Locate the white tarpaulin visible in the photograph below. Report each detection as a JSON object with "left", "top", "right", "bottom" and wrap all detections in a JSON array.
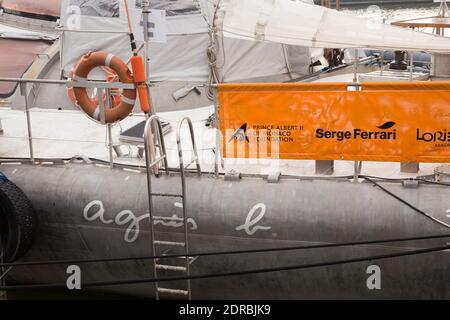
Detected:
[
  {"left": 0, "top": 23, "right": 57, "bottom": 41},
  {"left": 60, "top": 0, "right": 319, "bottom": 82},
  {"left": 219, "top": 0, "right": 450, "bottom": 53}
]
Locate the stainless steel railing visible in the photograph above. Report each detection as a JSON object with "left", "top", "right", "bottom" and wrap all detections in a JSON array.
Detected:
[{"left": 0, "top": 77, "right": 136, "bottom": 167}]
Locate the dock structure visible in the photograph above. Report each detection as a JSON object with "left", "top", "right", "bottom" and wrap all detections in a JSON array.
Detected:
[{"left": 317, "top": 0, "right": 434, "bottom": 6}]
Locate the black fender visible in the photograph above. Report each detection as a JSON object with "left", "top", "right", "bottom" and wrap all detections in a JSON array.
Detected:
[{"left": 0, "top": 173, "right": 37, "bottom": 262}]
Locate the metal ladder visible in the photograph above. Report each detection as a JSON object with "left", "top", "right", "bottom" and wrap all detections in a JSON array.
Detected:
[{"left": 143, "top": 115, "right": 201, "bottom": 300}]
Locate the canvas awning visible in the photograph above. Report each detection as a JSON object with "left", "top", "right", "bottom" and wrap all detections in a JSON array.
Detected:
[
  {"left": 0, "top": 23, "right": 58, "bottom": 41},
  {"left": 218, "top": 0, "right": 450, "bottom": 53},
  {"left": 0, "top": 0, "right": 61, "bottom": 18},
  {"left": 0, "top": 38, "right": 51, "bottom": 98},
  {"left": 59, "top": 0, "right": 318, "bottom": 82}
]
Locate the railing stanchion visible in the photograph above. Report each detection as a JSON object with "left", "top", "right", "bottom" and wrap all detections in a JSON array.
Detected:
[
  {"left": 214, "top": 87, "right": 221, "bottom": 178},
  {"left": 106, "top": 89, "right": 115, "bottom": 169},
  {"left": 20, "top": 82, "right": 35, "bottom": 163}
]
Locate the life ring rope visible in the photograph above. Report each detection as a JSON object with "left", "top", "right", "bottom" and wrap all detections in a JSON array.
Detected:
[
  {"left": 68, "top": 66, "right": 122, "bottom": 114},
  {"left": 70, "top": 51, "right": 138, "bottom": 124}
]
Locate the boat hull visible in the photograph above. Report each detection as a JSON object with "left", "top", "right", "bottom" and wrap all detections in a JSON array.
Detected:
[{"left": 0, "top": 161, "right": 449, "bottom": 299}]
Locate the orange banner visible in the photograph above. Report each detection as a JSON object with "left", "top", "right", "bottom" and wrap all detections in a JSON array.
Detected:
[{"left": 219, "top": 82, "right": 450, "bottom": 163}]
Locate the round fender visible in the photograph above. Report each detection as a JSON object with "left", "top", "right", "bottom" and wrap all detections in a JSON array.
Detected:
[{"left": 0, "top": 177, "right": 37, "bottom": 262}]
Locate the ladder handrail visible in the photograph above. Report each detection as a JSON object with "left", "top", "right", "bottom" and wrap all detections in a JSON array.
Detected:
[
  {"left": 144, "top": 116, "right": 201, "bottom": 301},
  {"left": 143, "top": 115, "right": 170, "bottom": 175},
  {"left": 143, "top": 115, "right": 170, "bottom": 301},
  {"left": 176, "top": 117, "right": 201, "bottom": 176},
  {"left": 176, "top": 117, "right": 201, "bottom": 301}
]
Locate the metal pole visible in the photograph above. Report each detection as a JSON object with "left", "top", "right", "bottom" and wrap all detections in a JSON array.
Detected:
[
  {"left": 380, "top": 50, "right": 384, "bottom": 76},
  {"left": 105, "top": 89, "right": 114, "bottom": 169},
  {"left": 178, "top": 139, "right": 192, "bottom": 300},
  {"left": 176, "top": 117, "right": 200, "bottom": 300},
  {"left": 0, "top": 78, "right": 67, "bottom": 84},
  {"left": 20, "top": 83, "right": 35, "bottom": 163},
  {"left": 97, "top": 88, "right": 113, "bottom": 168},
  {"left": 353, "top": 161, "right": 362, "bottom": 183},
  {"left": 143, "top": 116, "right": 163, "bottom": 300},
  {"left": 144, "top": 139, "right": 159, "bottom": 301},
  {"left": 214, "top": 88, "right": 220, "bottom": 178},
  {"left": 107, "top": 126, "right": 114, "bottom": 169},
  {"left": 142, "top": 0, "right": 150, "bottom": 77},
  {"left": 142, "top": 0, "right": 158, "bottom": 166},
  {"left": 353, "top": 48, "right": 359, "bottom": 181},
  {"left": 409, "top": 51, "right": 414, "bottom": 81},
  {"left": 142, "top": 0, "right": 156, "bottom": 116}
]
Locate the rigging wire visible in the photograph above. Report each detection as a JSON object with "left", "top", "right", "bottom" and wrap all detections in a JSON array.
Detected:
[
  {"left": 0, "top": 244, "right": 448, "bottom": 292},
  {"left": 364, "top": 177, "right": 450, "bottom": 228},
  {"left": 1, "top": 233, "right": 450, "bottom": 268},
  {"left": 206, "top": 0, "right": 222, "bottom": 100}
]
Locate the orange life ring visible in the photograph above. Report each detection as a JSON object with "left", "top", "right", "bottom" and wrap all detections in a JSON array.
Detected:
[
  {"left": 71, "top": 51, "right": 136, "bottom": 123},
  {"left": 67, "top": 67, "right": 121, "bottom": 109}
]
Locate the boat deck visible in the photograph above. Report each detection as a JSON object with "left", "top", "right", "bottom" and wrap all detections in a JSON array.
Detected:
[{"left": 0, "top": 105, "right": 443, "bottom": 179}]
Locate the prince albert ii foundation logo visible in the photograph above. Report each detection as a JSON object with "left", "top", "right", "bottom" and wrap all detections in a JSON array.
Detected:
[
  {"left": 228, "top": 121, "right": 397, "bottom": 144},
  {"left": 228, "top": 123, "right": 250, "bottom": 143}
]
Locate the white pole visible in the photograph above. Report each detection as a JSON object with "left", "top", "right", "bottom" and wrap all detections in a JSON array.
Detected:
[
  {"left": 353, "top": 48, "right": 358, "bottom": 83},
  {"left": 142, "top": 0, "right": 150, "bottom": 77},
  {"left": 20, "top": 83, "right": 35, "bottom": 163},
  {"left": 353, "top": 48, "right": 359, "bottom": 182},
  {"left": 409, "top": 51, "right": 414, "bottom": 81},
  {"left": 214, "top": 88, "right": 220, "bottom": 177}
]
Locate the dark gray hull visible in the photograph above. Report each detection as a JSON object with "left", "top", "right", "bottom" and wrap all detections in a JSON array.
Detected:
[{"left": 1, "top": 162, "right": 449, "bottom": 299}]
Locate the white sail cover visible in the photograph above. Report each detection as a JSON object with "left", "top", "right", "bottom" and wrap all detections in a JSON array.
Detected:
[
  {"left": 0, "top": 23, "right": 57, "bottom": 41},
  {"left": 219, "top": 0, "right": 450, "bottom": 53},
  {"left": 59, "top": 0, "right": 320, "bottom": 82}
]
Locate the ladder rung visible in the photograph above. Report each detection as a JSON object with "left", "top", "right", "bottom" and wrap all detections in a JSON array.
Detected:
[
  {"left": 157, "top": 288, "right": 189, "bottom": 296},
  {"left": 156, "top": 264, "right": 187, "bottom": 272},
  {"left": 176, "top": 256, "right": 197, "bottom": 264},
  {"left": 153, "top": 216, "right": 184, "bottom": 222},
  {"left": 183, "top": 156, "right": 198, "bottom": 170},
  {"left": 149, "top": 155, "right": 166, "bottom": 168},
  {"left": 151, "top": 193, "right": 183, "bottom": 198},
  {"left": 154, "top": 240, "right": 185, "bottom": 247}
]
